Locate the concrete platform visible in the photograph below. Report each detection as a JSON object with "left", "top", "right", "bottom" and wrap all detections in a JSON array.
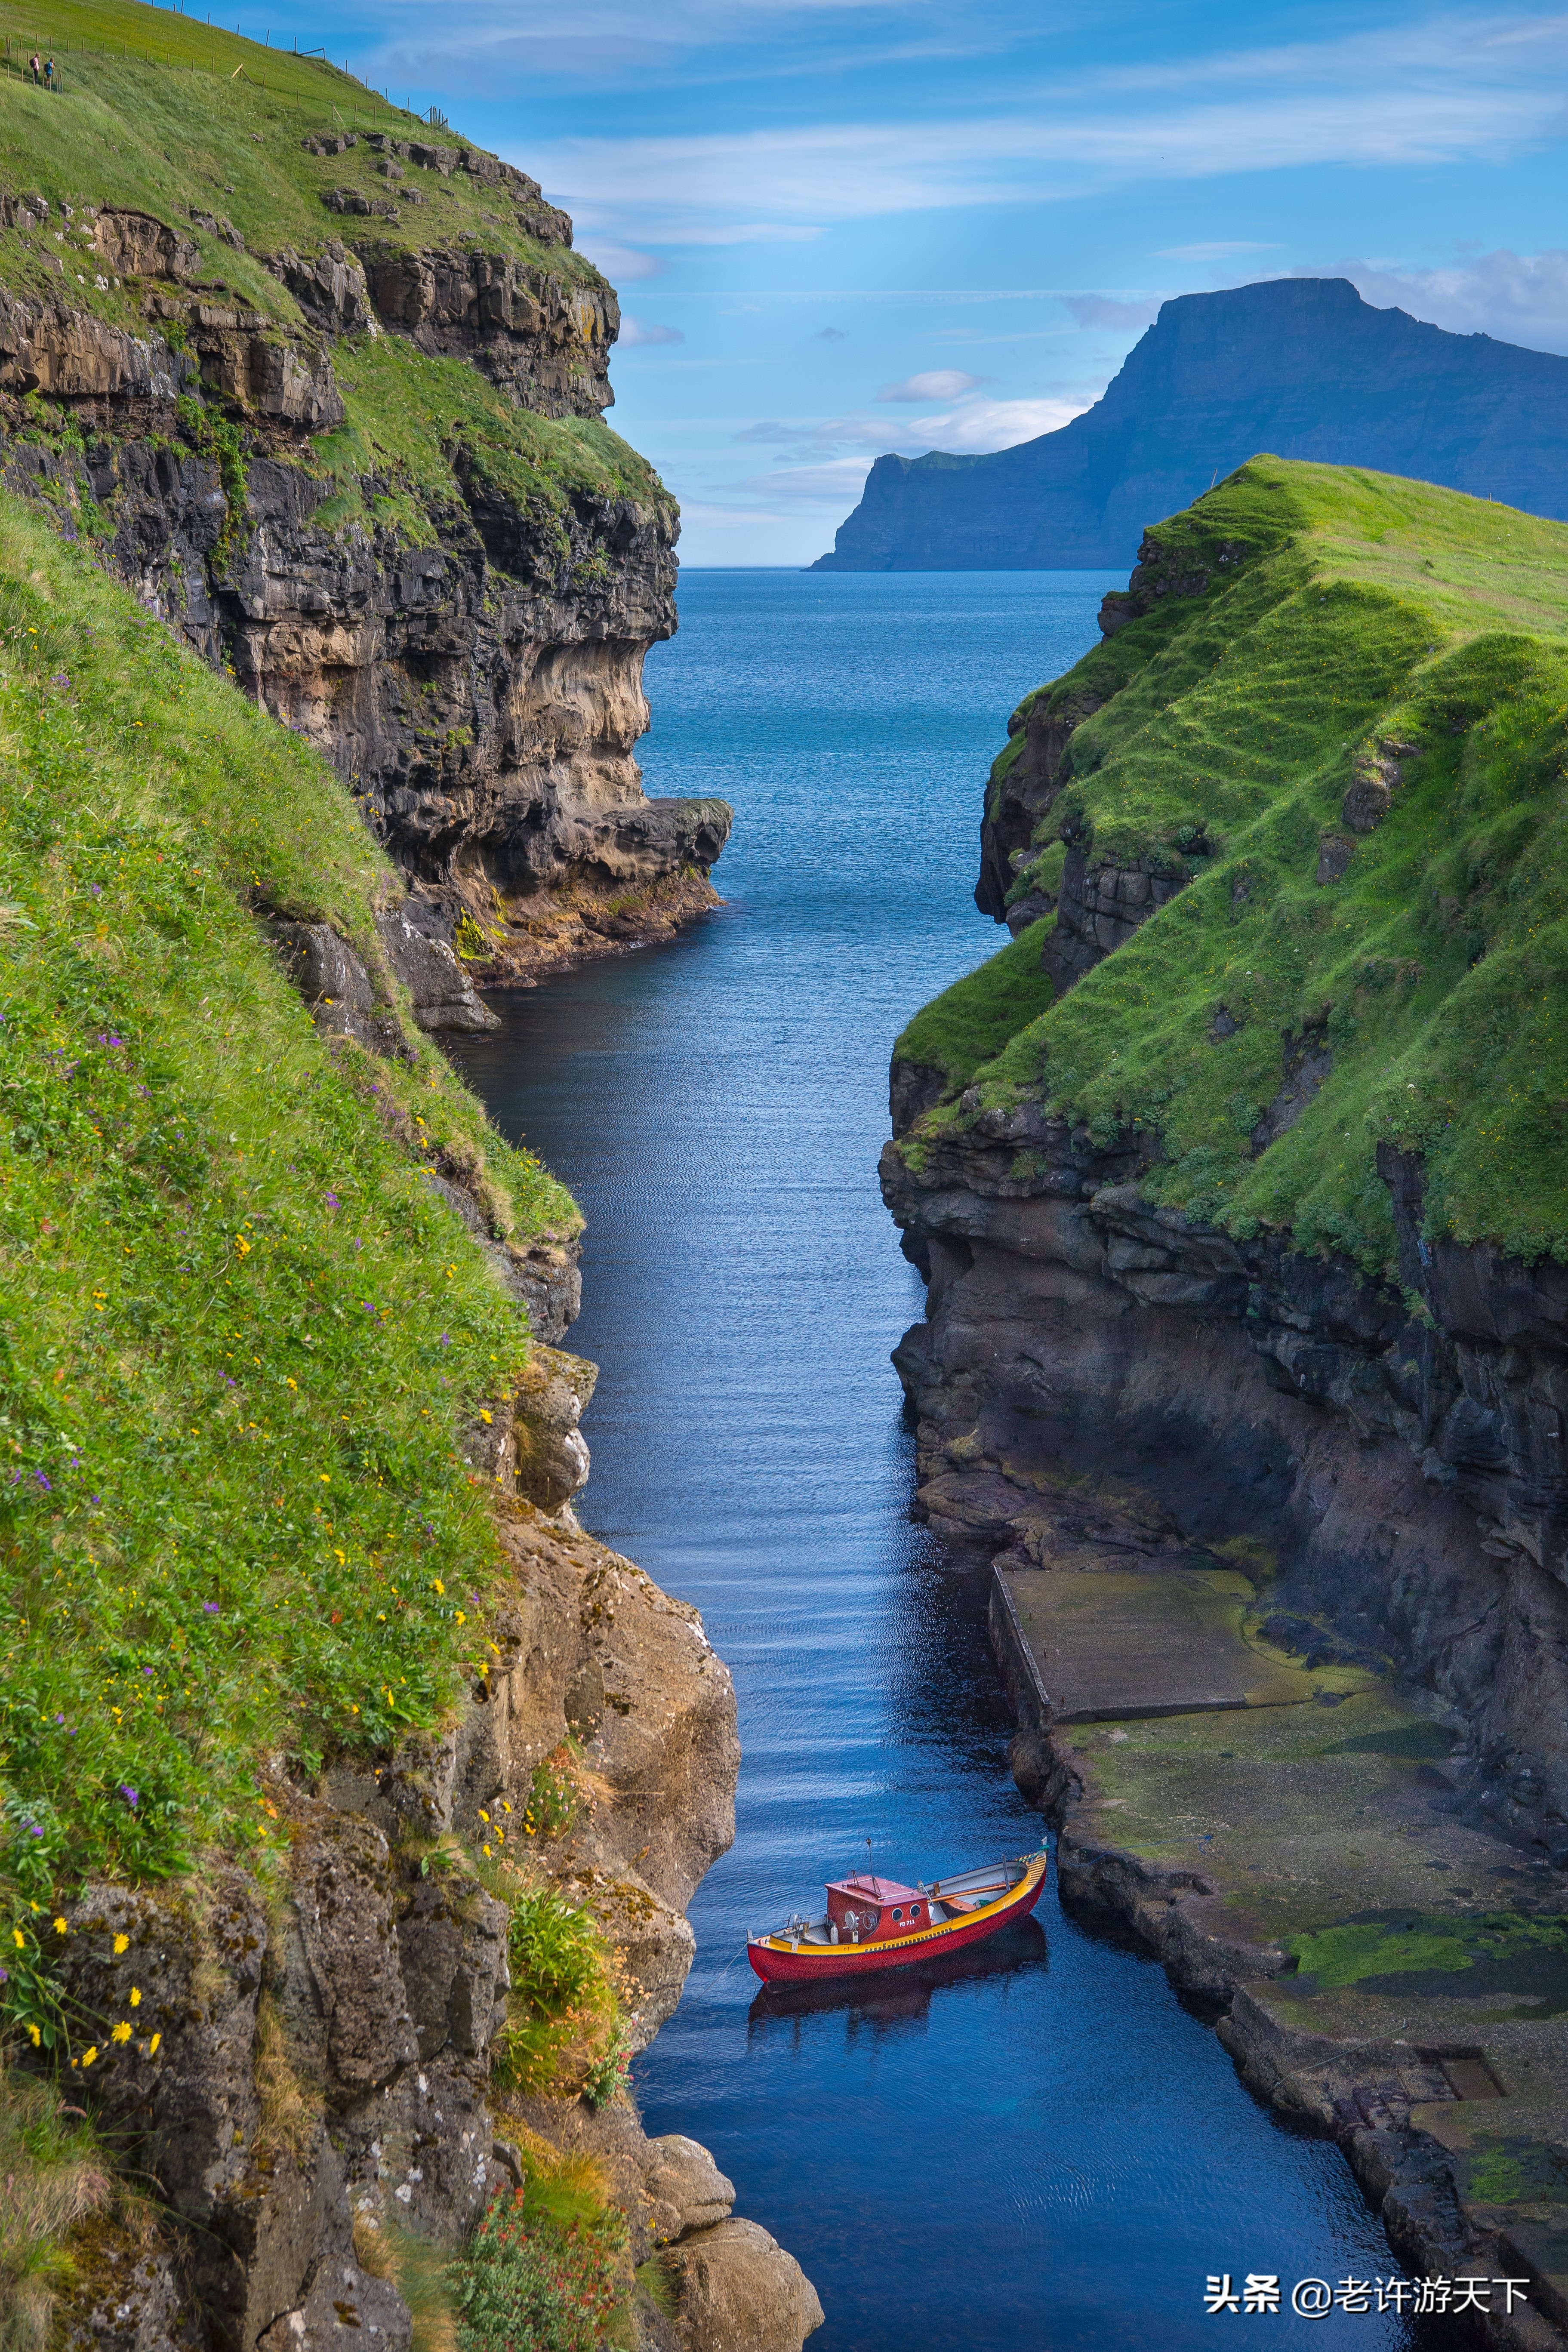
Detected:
[{"left": 994, "top": 1561, "right": 1377, "bottom": 1723}]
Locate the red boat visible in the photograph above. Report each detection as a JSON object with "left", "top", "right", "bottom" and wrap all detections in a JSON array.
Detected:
[{"left": 746, "top": 1851, "right": 1048, "bottom": 1983}]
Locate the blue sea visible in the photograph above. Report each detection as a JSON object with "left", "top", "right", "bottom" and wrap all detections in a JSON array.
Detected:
[{"left": 449, "top": 571, "right": 1466, "bottom": 2350}]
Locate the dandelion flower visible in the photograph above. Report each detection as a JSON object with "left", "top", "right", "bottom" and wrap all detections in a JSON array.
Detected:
[
  {"left": 113, "top": 1933, "right": 129, "bottom": 1955},
  {"left": 111, "top": 2021, "right": 132, "bottom": 2044},
  {"left": 28, "top": 2023, "right": 40, "bottom": 2046},
  {"left": 148, "top": 2032, "right": 160, "bottom": 2056},
  {"left": 11, "top": 1929, "right": 22, "bottom": 1949},
  {"left": 82, "top": 2045, "right": 98, "bottom": 2067},
  {"left": 129, "top": 1986, "right": 141, "bottom": 2007}
]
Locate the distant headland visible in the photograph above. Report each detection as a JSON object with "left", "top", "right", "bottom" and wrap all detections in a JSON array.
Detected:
[{"left": 810, "top": 277, "right": 1568, "bottom": 571}]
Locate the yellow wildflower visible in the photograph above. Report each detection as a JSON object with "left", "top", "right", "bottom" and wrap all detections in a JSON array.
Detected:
[
  {"left": 111, "top": 2021, "right": 132, "bottom": 2044},
  {"left": 82, "top": 2046, "right": 98, "bottom": 2067},
  {"left": 53, "top": 1917, "right": 67, "bottom": 1934},
  {"left": 11, "top": 1929, "right": 22, "bottom": 1949},
  {"left": 113, "top": 1933, "right": 129, "bottom": 1956},
  {"left": 148, "top": 2033, "right": 160, "bottom": 2056},
  {"left": 129, "top": 1986, "right": 141, "bottom": 2007},
  {"left": 28, "top": 2023, "right": 40, "bottom": 2047}
]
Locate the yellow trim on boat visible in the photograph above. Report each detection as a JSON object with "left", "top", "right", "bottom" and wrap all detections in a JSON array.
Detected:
[{"left": 757, "top": 1852, "right": 1047, "bottom": 1952}]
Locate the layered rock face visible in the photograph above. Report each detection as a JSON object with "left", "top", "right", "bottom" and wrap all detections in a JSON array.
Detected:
[
  {"left": 0, "top": 166, "right": 729, "bottom": 988},
  {"left": 881, "top": 1107, "right": 1568, "bottom": 1853}
]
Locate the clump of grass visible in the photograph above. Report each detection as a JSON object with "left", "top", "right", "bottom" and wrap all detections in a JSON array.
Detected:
[
  {"left": 520, "top": 1743, "right": 585, "bottom": 1843},
  {"left": 0, "top": 2047, "right": 111, "bottom": 2351},
  {"left": 354, "top": 2212, "right": 459, "bottom": 2352},
  {"left": 0, "top": 490, "right": 576, "bottom": 1987},
  {"left": 490, "top": 1881, "right": 626, "bottom": 2102},
  {"left": 892, "top": 917, "right": 1053, "bottom": 1098},
  {"left": 924, "top": 457, "right": 1568, "bottom": 1270}
]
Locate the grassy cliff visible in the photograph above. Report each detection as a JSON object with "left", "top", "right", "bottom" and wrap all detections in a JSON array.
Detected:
[
  {"left": 0, "top": 486, "right": 578, "bottom": 1967},
  {"left": 902, "top": 459, "right": 1568, "bottom": 1272}
]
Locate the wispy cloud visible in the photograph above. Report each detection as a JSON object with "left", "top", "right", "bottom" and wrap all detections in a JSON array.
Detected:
[
  {"left": 619, "top": 317, "right": 686, "bottom": 346},
  {"left": 519, "top": 12, "right": 1566, "bottom": 248},
  {"left": 875, "top": 367, "right": 983, "bottom": 400}
]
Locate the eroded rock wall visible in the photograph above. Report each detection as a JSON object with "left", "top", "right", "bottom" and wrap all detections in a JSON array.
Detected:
[
  {"left": 0, "top": 182, "right": 730, "bottom": 988},
  {"left": 881, "top": 1103, "right": 1568, "bottom": 1858}
]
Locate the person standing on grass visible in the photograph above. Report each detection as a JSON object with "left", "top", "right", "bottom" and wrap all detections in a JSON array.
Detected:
[
  {"left": 28, "top": 52, "right": 40, "bottom": 83},
  {"left": 43, "top": 54, "right": 54, "bottom": 87}
]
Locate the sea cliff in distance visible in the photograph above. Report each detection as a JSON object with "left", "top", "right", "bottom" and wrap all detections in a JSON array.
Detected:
[{"left": 812, "top": 278, "right": 1568, "bottom": 573}]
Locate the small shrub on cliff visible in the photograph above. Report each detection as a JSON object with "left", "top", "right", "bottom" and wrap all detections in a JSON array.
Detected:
[
  {"left": 450, "top": 2157, "right": 627, "bottom": 2352},
  {"left": 479, "top": 1863, "right": 628, "bottom": 2106}
]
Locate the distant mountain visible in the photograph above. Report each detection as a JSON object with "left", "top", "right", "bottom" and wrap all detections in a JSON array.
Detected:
[{"left": 810, "top": 278, "right": 1568, "bottom": 571}]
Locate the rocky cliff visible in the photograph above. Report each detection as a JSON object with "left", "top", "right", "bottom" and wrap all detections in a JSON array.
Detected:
[
  {"left": 878, "top": 453, "right": 1568, "bottom": 2330},
  {"left": 813, "top": 278, "right": 1568, "bottom": 573},
  {"left": 885, "top": 453, "right": 1568, "bottom": 1864},
  {"left": 0, "top": 133, "right": 808, "bottom": 2346},
  {"left": 0, "top": 21, "right": 729, "bottom": 991}
]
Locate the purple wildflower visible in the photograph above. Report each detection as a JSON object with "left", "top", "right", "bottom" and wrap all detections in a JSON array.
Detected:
[
  {"left": 34, "top": 1471, "right": 52, "bottom": 1491},
  {"left": 118, "top": 1784, "right": 139, "bottom": 1808},
  {"left": 325, "top": 1191, "right": 340, "bottom": 1209},
  {"left": 203, "top": 1601, "right": 220, "bottom": 1615}
]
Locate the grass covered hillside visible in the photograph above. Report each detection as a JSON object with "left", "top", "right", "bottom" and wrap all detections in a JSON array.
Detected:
[
  {"left": 0, "top": 0, "right": 672, "bottom": 550},
  {"left": 900, "top": 459, "right": 1568, "bottom": 1270},
  {"left": 0, "top": 486, "right": 578, "bottom": 2006}
]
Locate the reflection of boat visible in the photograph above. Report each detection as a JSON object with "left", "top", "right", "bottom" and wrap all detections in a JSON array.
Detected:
[
  {"left": 746, "top": 1852, "right": 1048, "bottom": 1983},
  {"left": 749, "top": 1915, "right": 1047, "bottom": 2025}
]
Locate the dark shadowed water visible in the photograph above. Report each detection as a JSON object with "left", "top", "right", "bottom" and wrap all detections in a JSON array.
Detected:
[{"left": 449, "top": 571, "right": 1466, "bottom": 2351}]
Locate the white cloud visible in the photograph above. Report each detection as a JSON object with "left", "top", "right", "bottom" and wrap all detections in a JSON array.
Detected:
[
  {"left": 1152, "top": 240, "right": 1282, "bottom": 260},
  {"left": 905, "top": 392, "right": 1085, "bottom": 450},
  {"left": 1325, "top": 247, "right": 1568, "bottom": 355},
  {"left": 619, "top": 317, "right": 685, "bottom": 345},
  {"left": 875, "top": 367, "right": 983, "bottom": 400},
  {"left": 518, "top": 13, "right": 1566, "bottom": 246}
]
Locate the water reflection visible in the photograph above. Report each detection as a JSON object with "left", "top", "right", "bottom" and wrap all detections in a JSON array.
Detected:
[{"left": 749, "top": 1915, "right": 1050, "bottom": 2031}]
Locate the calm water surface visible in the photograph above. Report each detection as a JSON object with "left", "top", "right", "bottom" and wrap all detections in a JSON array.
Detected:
[{"left": 450, "top": 572, "right": 1464, "bottom": 2350}]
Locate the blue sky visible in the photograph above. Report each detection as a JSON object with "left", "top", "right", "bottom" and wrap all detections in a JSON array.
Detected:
[{"left": 256, "top": 0, "right": 1565, "bottom": 562}]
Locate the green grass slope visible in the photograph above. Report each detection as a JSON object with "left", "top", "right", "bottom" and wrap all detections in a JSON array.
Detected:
[
  {"left": 909, "top": 459, "right": 1568, "bottom": 1271},
  {"left": 0, "top": 0, "right": 673, "bottom": 551},
  {"left": 0, "top": 489, "right": 579, "bottom": 2020}
]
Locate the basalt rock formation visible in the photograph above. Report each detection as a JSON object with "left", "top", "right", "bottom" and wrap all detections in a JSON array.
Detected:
[
  {"left": 814, "top": 277, "right": 1568, "bottom": 573},
  {"left": 0, "top": 40, "right": 729, "bottom": 995}
]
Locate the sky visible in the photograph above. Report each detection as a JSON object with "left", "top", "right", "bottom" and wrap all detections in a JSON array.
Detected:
[{"left": 249, "top": 0, "right": 1566, "bottom": 563}]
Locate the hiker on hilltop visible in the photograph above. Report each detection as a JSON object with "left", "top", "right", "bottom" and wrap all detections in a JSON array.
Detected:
[{"left": 28, "top": 52, "right": 40, "bottom": 84}]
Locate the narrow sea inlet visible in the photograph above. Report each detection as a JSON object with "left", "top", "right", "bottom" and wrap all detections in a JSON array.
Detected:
[{"left": 450, "top": 571, "right": 1466, "bottom": 2350}]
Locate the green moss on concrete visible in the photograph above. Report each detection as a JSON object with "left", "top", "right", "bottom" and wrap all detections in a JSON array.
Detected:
[
  {"left": 1285, "top": 1912, "right": 1568, "bottom": 2008},
  {"left": 0, "top": 489, "right": 576, "bottom": 1961},
  {"left": 891, "top": 918, "right": 1053, "bottom": 1094},
  {"left": 906, "top": 459, "right": 1568, "bottom": 1269}
]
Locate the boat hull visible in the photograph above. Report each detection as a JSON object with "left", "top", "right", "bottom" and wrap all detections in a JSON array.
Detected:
[{"left": 748, "top": 1852, "right": 1048, "bottom": 1983}]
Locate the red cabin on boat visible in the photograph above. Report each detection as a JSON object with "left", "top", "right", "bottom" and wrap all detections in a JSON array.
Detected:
[{"left": 825, "top": 1873, "right": 931, "bottom": 1945}]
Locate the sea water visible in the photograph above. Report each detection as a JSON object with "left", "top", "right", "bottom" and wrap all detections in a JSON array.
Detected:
[{"left": 448, "top": 570, "right": 1467, "bottom": 2350}]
